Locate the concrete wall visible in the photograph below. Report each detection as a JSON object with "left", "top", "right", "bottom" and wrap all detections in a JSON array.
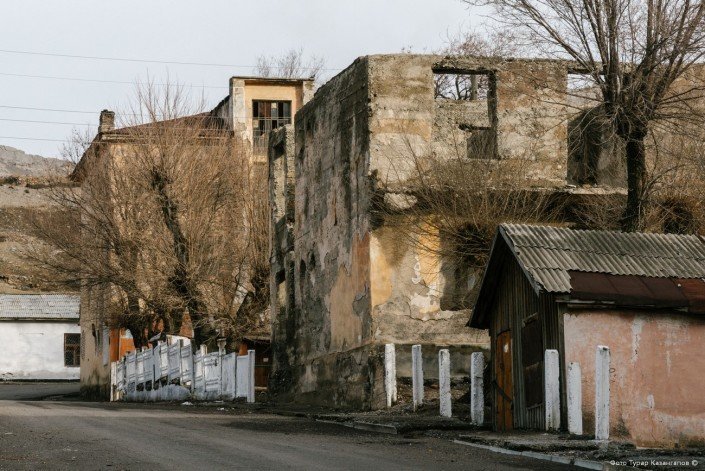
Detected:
[
  {"left": 276, "top": 58, "right": 381, "bottom": 407},
  {"left": 367, "top": 55, "right": 569, "bottom": 188},
  {"left": 270, "top": 54, "right": 575, "bottom": 409},
  {"left": 0, "top": 320, "right": 80, "bottom": 380},
  {"left": 564, "top": 309, "right": 705, "bottom": 448}
]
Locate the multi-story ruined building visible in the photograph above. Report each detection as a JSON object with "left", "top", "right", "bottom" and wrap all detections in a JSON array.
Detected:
[
  {"left": 74, "top": 76, "right": 313, "bottom": 398},
  {"left": 268, "top": 54, "right": 632, "bottom": 409}
]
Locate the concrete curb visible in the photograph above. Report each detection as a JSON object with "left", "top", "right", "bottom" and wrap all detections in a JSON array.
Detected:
[
  {"left": 316, "top": 419, "right": 398, "bottom": 435},
  {"left": 453, "top": 439, "right": 605, "bottom": 470}
]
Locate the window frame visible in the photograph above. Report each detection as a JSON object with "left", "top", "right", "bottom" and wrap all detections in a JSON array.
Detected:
[{"left": 64, "top": 333, "right": 81, "bottom": 367}]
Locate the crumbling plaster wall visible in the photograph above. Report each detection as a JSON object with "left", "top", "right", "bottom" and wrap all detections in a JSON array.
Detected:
[
  {"left": 269, "top": 58, "right": 385, "bottom": 408},
  {"left": 367, "top": 54, "right": 570, "bottom": 188},
  {"left": 270, "top": 54, "right": 574, "bottom": 409},
  {"left": 366, "top": 55, "right": 568, "bottom": 347},
  {"left": 564, "top": 309, "right": 705, "bottom": 448}
]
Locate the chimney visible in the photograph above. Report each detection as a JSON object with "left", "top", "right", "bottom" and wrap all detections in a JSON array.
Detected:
[{"left": 99, "top": 109, "right": 115, "bottom": 134}]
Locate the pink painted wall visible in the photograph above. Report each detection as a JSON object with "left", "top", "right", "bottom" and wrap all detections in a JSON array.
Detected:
[{"left": 564, "top": 309, "right": 705, "bottom": 448}]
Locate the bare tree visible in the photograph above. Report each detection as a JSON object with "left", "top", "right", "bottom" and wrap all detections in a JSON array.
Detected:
[
  {"left": 464, "top": 0, "right": 705, "bottom": 231},
  {"left": 29, "top": 83, "right": 269, "bottom": 349},
  {"left": 374, "top": 133, "right": 560, "bottom": 306},
  {"left": 255, "top": 48, "right": 326, "bottom": 82}
]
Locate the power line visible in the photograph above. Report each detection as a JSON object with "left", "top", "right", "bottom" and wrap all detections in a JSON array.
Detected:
[
  {"left": 0, "top": 118, "right": 94, "bottom": 126},
  {"left": 0, "top": 136, "right": 67, "bottom": 142},
  {"left": 0, "top": 105, "right": 97, "bottom": 114},
  {"left": 0, "top": 48, "right": 340, "bottom": 72},
  {"left": 0, "top": 72, "right": 227, "bottom": 89}
]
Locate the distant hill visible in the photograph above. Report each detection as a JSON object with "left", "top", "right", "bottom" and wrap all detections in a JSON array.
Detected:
[{"left": 0, "top": 145, "right": 73, "bottom": 178}]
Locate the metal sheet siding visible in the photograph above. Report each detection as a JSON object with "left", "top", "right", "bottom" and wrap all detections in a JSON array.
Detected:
[{"left": 503, "top": 224, "right": 705, "bottom": 293}]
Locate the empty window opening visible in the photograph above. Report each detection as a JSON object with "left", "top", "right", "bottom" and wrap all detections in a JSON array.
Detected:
[
  {"left": 434, "top": 69, "right": 498, "bottom": 159},
  {"left": 64, "top": 333, "right": 81, "bottom": 367},
  {"left": 434, "top": 72, "right": 490, "bottom": 101},
  {"left": 252, "top": 100, "right": 292, "bottom": 154}
]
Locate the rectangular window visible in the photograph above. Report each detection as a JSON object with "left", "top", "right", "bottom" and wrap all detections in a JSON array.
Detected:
[
  {"left": 252, "top": 100, "right": 292, "bottom": 154},
  {"left": 433, "top": 69, "right": 498, "bottom": 159},
  {"left": 64, "top": 333, "right": 81, "bottom": 367},
  {"left": 434, "top": 72, "right": 489, "bottom": 101}
]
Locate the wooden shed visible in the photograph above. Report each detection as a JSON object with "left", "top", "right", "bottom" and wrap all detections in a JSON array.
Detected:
[{"left": 469, "top": 224, "right": 705, "bottom": 443}]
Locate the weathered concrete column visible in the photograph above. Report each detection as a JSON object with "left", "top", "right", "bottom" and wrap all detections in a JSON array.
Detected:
[
  {"left": 411, "top": 344, "right": 424, "bottom": 410},
  {"left": 567, "top": 362, "right": 583, "bottom": 435},
  {"left": 470, "top": 352, "right": 484, "bottom": 426},
  {"left": 595, "top": 345, "right": 610, "bottom": 440},
  {"left": 439, "top": 349, "right": 452, "bottom": 418},
  {"left": 544, "top": 349, "right": 561, "bottom": 431},
  {"left": 247, "top": 349, "right": 256, "bottom": 403},
  {"left": 384, "top": 344, "right": 397, "bottom": 408}
]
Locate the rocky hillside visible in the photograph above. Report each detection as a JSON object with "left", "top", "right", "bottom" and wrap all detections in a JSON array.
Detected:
[
  {"left": 0, "top": 145, "right": 73, "bottom": 178},
  {"left": 0, "top": 145, "right": 76, "bottom": 293}
]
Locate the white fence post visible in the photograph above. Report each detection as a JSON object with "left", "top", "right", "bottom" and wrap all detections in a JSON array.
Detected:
[
  {"left": 544, "top": 349, "right": 561, "bottom": 431},
  {"left": 126, "top": 351, "right": 136, "bottom": 397},
  {"left": 412, "top": 344, "right": 423, "bottom": 410},
  {"left": 179, "top": 339, "right": 193, "bottom": 387},
  {"left": 595, "top": 346, "right": 611, "bottom": 440},
  {"left": 136, "top": 347, "right": 146, "bottom": 392},
  {"left": 221, "top": 353, "right": 237, "bottom": 400},
  {"left": 247, "top": 349, "right": 256, "bottom": 403},
  {"left": 110, "top": 361, "right": 118, "bottom": 402},
  {"left": 384, "top": 344, "right": 397, "bottom": 408},
  {"left": 439, "top": 349, "right": 452, "bottom": 418},
  {"left": 470, "top": 351, "right": 484, "bottom": 426},
  {"left": 567, "top": 362, "right": 583, "bottom": 435}
]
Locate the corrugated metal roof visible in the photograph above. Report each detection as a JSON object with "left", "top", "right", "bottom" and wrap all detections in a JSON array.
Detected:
[
  {"left": 502, "top": 224, "right": 705, "bottom": 293},
  {"left": 0, "top": 294, "right": 79, "bottom": 320}
]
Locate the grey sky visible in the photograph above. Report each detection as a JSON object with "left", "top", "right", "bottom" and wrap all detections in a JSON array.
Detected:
[{"left": 1, "top": 0, "right": 476, "bottom": 158}]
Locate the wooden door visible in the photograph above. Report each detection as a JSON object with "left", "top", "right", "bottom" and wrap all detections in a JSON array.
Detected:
[{"left": 496, "top": 330, "right": 514, "bottom": 431}]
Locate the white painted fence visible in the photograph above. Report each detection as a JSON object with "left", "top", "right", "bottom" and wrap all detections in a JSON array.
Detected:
[{"left": 111, "top": 339, "right": 256, "bottom": 403}]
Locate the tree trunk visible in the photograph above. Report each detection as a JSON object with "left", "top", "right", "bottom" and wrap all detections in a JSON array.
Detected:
[{"left": 621, "top": 136, "right": 647, "bottom": 232}]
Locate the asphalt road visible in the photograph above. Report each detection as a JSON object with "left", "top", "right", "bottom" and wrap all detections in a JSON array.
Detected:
[{"left": 0, "top": 384, "right": 575, "bottom": 471}]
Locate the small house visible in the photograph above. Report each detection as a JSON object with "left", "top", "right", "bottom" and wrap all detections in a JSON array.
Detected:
[
  {"left": 469, "top": 224, "right": 705, "bottom": 448},
  {"left": 0, "top": 294, "right": 81, "bottom": 380}
]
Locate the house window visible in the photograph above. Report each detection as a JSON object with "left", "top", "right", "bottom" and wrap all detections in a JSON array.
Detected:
[
  {"left": 64, "top": 333, "right": 81, "bottom": 367},
  {"left": 252, "top": 100, "right": 292, "bottom": 154}
]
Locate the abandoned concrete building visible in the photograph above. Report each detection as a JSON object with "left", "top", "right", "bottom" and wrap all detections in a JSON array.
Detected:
[
  {"left": 73, "top": 75, "right": 314, "bottom": 398},
  {"left": 267, "top": 54, "right": 631, "bottom": 409}
]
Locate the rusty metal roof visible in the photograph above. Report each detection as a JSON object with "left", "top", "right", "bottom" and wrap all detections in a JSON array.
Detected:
[
  {"left": 502, "top": 224, "right": 705, "bottom": 293},
  {"left": 0, "top": 294, "right": 79, "bottom": 320},
  {"left": 569, "top": 271, "right": 705, "bottom": 314}
]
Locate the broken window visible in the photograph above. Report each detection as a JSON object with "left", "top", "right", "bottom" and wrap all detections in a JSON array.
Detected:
[
  {"left": 434, "top": 72, "right": 489, "bottom": 100},
  {"left": 433, "top": 69, "right": 498, "bottom": 159},
  {"left": 252, "top": 100, "right": 292, "bottom": 154},
  {"left": 64, "top": 333, "right": 81, "bottom": 367}
]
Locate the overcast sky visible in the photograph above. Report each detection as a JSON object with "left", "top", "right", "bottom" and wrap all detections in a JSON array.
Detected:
[{"left": 1, "top": 0, "right": 477, "bottom": 158}]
